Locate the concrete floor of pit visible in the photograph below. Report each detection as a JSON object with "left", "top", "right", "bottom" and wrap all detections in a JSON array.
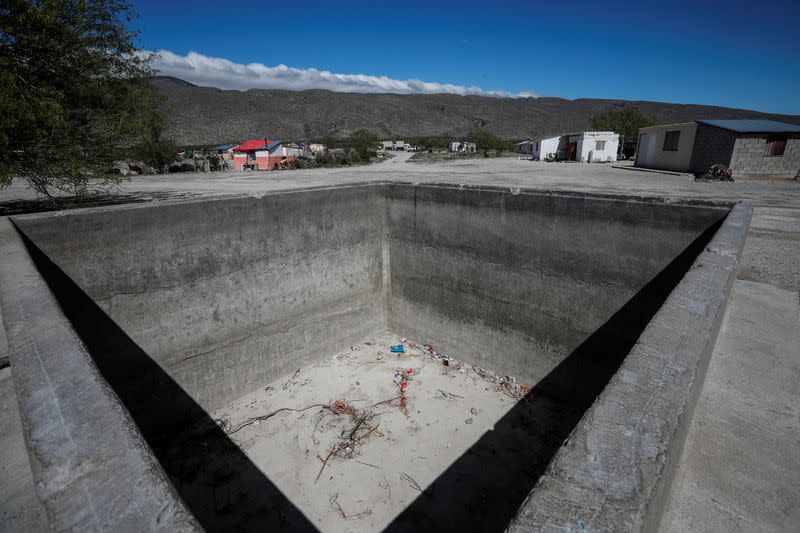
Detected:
[{"left": 162, "top": 333, "right": 565, "bottom": 533}]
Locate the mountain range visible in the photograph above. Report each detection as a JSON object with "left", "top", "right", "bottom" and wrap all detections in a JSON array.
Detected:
[{"left": 152, "top": 76, "right": 800, "bottom": 146}]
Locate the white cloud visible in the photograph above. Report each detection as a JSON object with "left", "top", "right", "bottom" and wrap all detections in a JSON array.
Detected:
[{"left": 151, "top": 50, "right": 537, "bottom": 98}]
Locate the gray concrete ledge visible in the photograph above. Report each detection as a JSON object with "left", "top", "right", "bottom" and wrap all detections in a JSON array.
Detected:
[
  {"left": 0, "top": 218, "right": 200, "bottom": 532},
  {"left": 508, "top": 201, "right": 752, "bottom": 532}
]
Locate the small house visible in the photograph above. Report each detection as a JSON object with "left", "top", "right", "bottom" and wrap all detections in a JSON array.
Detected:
[
  {"left": 308, "top": 143, "right": 326, "bottom": 155},
  {"left": 232, "top": 139, "right": 307, "bottom": 171},
  {"left": 380, "top": 140, "right": 407, "bottom": 151},
  {"left": 448, "top": 141, "right": 477, "bottom": 153},
  {"left": 635, "top": 119, "right": 800, "bottom": 178},
  {"left": 515, "top": 141, "right": 535, "bottom": 154},
  {"left": 232, "top": 139, "right": 271, "bottom": 171},
  {"left": 556, "top": 132, "right": 619, "bottom": 162},
  {"left": 519, "top": 136, "right": 561, "bottom": 160}
]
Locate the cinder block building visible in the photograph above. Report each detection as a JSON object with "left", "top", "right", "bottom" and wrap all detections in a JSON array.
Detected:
[{"left": 635, "top": 119, "right": 800, "bottom": 178}]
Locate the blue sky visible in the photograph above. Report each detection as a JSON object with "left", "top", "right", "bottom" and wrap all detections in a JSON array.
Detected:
[{"left": 131, "top": 0, "right": 799, "bottom": 114}]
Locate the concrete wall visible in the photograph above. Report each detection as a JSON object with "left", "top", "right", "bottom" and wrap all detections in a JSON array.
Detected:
[
  {"left": 1, "top": 183, "right": 746, "bottom": 532},
  {"left": 12, "top": 183, "right": 732, "bottom": 407},
  {"left": 0, "top": 218, "right": 201, "bottom": 532},
  {"left": 729, "top": 133, "right": 800, "bottom": 178},
  {"left": 532, "top": 136, "right": 559, "bottom": 160},
  {"left": 508, "top": 201, "right": 751, "bottom": 533},
  {"left": 576, "top": 132, "right": 619, "bottom": 162},
  {"left": 688, "top": 122, "right": 737, "bottom": 173},
  {"left": 386, "top": 184, "right": 729, "bottom": 385},
  {"left": 636, "top": 122, "right": 698, "bottom": 172},
  {"left": 14, "top": 186, "right": 386, "bottom": 412}
]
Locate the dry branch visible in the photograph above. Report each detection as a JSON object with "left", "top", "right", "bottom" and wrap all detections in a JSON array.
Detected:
[{"left": 225, "top": 402, "right": 336, "bottom": 435}]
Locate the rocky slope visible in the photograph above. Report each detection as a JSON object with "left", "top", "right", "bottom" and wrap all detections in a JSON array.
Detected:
[{"left": 152, "top": 76, "right": 800, "bottom": 146}]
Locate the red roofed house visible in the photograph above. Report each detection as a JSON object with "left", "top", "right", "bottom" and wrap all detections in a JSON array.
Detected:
[
  {"left": 232, "top": 139, "right": 309, "bottom": 171},
  {"left": 232, "top": 139, "right": 272, "bottom": 171}
]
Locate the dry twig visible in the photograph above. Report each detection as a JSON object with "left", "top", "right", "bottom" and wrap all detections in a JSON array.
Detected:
[
  {"left": 282, "top": 368, "right": 300, "bottom": 390},
  {"left": 225, "top": 402, "right": 336, "bottom": 435}
]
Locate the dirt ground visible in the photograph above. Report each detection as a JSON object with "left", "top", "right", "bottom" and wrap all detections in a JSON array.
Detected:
[{"left": 167, "top": 333, "right": 541, "bottom": 532}]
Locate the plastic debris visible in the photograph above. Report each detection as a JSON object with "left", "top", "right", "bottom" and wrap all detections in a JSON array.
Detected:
[
  {"left": 393, "top": 368, "right": 414, "bottom": 390},
  {"left": 465, "top": 418, "right": 473, "bottom": 425},
  {"left": 390, "top": 344, "right": 405, "bottom": 354}
]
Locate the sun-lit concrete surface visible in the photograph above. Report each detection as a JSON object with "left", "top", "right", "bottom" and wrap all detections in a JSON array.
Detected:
[
  {"left": 0, "top": 317, "right": 48, "bottom": 532},
  {"left": 659, "top": 280, "right": 800, "bottom": 533}
]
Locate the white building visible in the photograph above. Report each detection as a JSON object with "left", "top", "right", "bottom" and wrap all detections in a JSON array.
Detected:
[
  {"left": 556, "top": 131, "right": 619, "bottom": 162},
  {"left": 521, "top": 136, "right": 561, "bottom": 161},
  {"left": 515, "top": 140, "right": 534, "bottom": 154},
  {"left": 448, "top": 141, "right": 477, "bottom": 153},
  {"left": 380, "top": 140, "right": 407, "bottom": 151}
]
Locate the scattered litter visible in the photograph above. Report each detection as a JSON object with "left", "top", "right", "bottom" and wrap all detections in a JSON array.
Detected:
[
  {"left": 472, "top": 366, "right": 531, "bottom": 399},
  {"left": 465, "top": 418, "right": 473, "bottom": 425},
  {"left": 376, "top": 353, "right": 382, "bottom": 360},
  {"left": 400, "top": 338, "right": 408, "bottom": 343},
  {"left": 390, "top": 344, "right": 405, "bottom": 354},
  {"left": 470, "top": 407, "right": 478, "bottom": 415},
  {"left": 393, "top": 368, "right": 414, "bottom": 390}
]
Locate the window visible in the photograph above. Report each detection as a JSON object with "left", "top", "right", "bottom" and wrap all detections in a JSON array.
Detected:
[
  {"left": 663, "top": 131, "right": 680, "bottom": 151},
  {"left": 535, "top": 142, "right": 539, "bottom": 151},
  {"left": 764, "top": 135, "right": 787, "bottom": 156},
  {"left": 595, "top": 140, "right": 606, "bottom": 151}
]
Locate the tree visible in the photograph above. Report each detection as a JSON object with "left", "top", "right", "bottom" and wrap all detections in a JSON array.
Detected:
[
  {"left": 347, "top": 129, "right": 379, "bottom": 161},
  {"left": 133, "top": 124, "right": 177, "bottom": 173},
  {"left": 131, "top": 89, "right": 177, "bottom": 173},
  {"left": 468, "top": 129, "right": 510, "bottom": 152},
  {"left": 590, "top": 108, "right": 656, "bottom": 148},
  {"left": 0, "top": 0, "right": 169, "bottom": 198}
]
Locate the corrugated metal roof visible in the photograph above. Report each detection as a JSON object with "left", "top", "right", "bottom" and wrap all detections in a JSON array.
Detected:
[
  {"left": 233, "top": 139, "right": 271, "bottom": 151},
  {"left": 697, "top": 119, "right": 800, "bottom": 133}
]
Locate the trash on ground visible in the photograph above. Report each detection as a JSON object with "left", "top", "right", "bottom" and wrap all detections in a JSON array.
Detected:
[
  {"left": 390, "top": 344, "right": 405, "bottom": 353},
  {"left": 394, "top": 368, "right": 414, "bottom": 390}
]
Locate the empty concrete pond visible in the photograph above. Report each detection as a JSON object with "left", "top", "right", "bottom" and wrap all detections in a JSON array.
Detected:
[{"left": 0, "top": 182, "right": 750, "bottom": 532}]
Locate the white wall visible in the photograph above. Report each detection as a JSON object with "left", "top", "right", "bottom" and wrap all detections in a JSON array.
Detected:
[
  {"left": 576, "top": 132, "right": 619, "bottom": 162},
  {"left": 532, "top": 137, "right": 560, "bottom": 160},
  {"left": 635, "top": 123, "right": 697, "bottom": 171}
]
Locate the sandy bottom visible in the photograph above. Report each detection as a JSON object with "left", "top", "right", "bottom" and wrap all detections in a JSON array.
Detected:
[{"left": 203, "top": 332, "right": 532, "bottom": 532}]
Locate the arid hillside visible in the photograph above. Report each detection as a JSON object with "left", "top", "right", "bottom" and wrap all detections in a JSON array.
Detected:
[{"left": 152, "top": 76, "right": 800, "bottom": 145}]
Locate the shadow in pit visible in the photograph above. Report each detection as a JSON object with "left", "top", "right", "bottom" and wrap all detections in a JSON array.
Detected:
[
  {"left": 15, "top": 225, "right": 317, "bottom": 532},
  {"left": 385, "top": 219, "right": 723, "bottom": 533}
]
